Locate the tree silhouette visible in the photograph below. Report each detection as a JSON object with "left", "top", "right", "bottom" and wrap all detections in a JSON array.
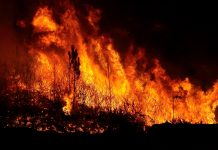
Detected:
[{"left": 68, "top": 46, "right": 80, "bottom": 113}]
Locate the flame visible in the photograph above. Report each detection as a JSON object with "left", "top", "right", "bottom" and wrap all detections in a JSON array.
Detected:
[
  {"left": 32, "top": 7, "right": 58, "bottom": 32},
  {"left": 63, "top": 93, "right": 73, "bottom": 115},
  {"left": 9, "top": 2, "right": 218, "bottom": 127}
]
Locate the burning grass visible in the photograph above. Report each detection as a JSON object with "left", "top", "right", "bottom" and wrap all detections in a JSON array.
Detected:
[
  {"left": 1, "top": 0, "right": 218, "bottom": 132},
  {"left": 0, "top": 89, "right": 146, "bottom": 134}
]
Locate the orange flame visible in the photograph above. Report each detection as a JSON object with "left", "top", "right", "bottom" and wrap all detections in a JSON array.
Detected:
[
  {"left": 32, "top": 7, "right": 58, "bottom": 32},
  {"left": 13, "top": 3, "right": 218, "bottom": 126}
]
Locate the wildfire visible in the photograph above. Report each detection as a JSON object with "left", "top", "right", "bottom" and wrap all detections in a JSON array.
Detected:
[
  {"left": 63, "top": 93, "right": 73, "bottom": 115},
  {"left": 32, "top": 7, "right": 58, "bottom": 32},
  {"left": 6, "top": 0, "right": 218, "bottom": 130}
]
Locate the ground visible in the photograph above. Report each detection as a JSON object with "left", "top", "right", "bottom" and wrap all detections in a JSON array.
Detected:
[{"left": 0, "top": 124, "right": 218, "bottom": 149}]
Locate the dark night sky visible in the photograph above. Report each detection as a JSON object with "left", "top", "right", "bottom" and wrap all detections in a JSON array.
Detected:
[
  {"left": 1, "top": 0, "right": 218, "bottom": 90},
  {"left": 92, "top": 0, "right": 218, "bottom": 90}
]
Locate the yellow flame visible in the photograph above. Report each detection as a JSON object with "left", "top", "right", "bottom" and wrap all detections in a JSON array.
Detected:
[
  {"left": 63, "top": 93, "right": 73, "bottom": 115},
  {"left": 23, "top": 4, "right": 218, "bottom": 125}
]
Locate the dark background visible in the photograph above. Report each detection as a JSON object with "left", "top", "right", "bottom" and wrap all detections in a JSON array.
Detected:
[
  {"left": 92, "top": 0, "right": 218, "bottom": 90},
  {"left": 1, "top": 0, "right": 218, "bottom": 90},
  {"left": 1, "top": 1, "right": 218, "bottom": 147}
]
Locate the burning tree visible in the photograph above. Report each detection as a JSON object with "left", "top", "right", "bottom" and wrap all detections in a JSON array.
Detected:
[
  {"left": 68, "top": 46, "right": 80, "bottom": 113},
  {"left": 2, "top": 1, "right": 218, "bottom": 133}
]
